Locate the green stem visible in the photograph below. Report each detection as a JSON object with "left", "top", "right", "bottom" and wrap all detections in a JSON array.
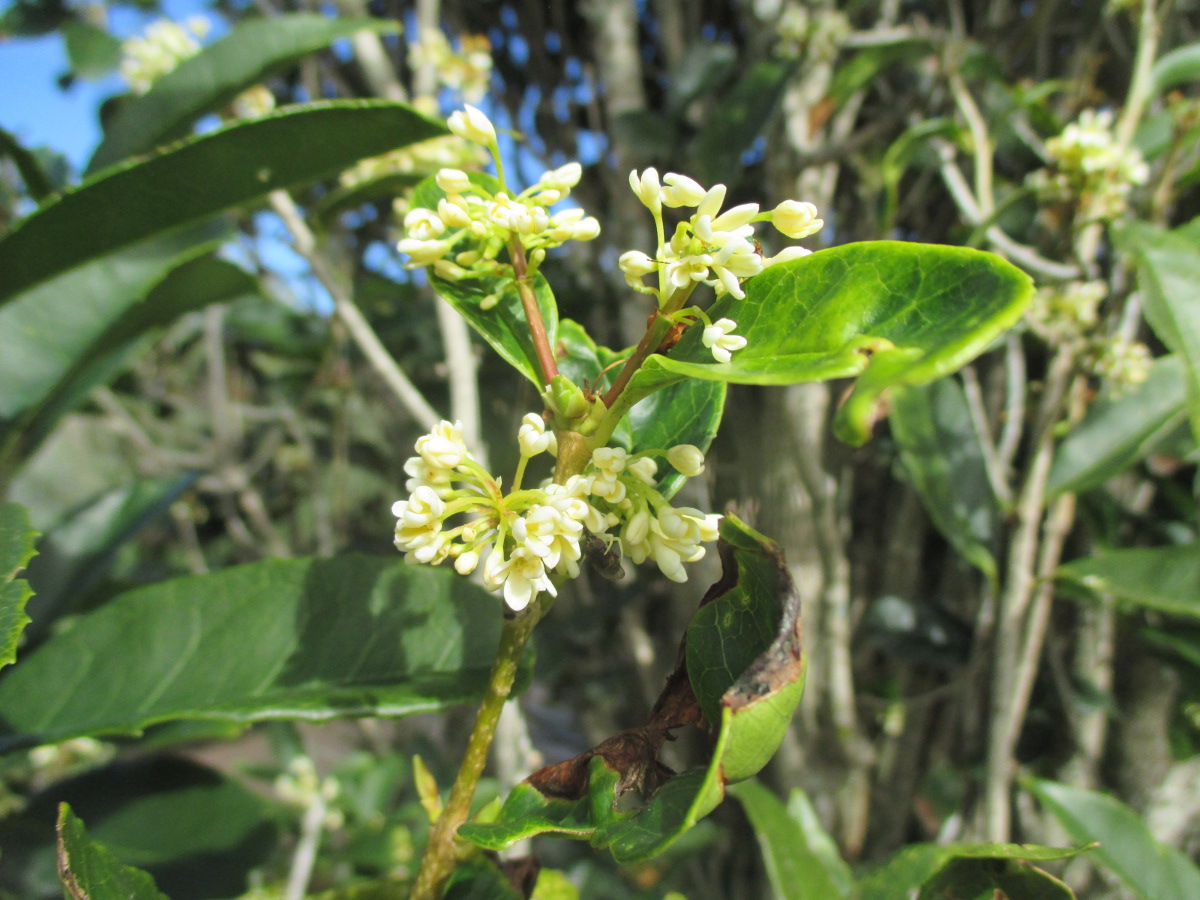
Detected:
[
  {"left": 508, "top": 237, "right": 558, "bottom": 387},
  {"left": 600, "top": 283, "right": 696, "bottom": 410},
  {"left": 408, "top": 600, "right": 547, "bottom": 900}
]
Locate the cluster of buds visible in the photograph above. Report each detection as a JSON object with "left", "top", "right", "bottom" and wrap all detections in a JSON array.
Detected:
[
  {"left": 398, "top": 105, "right": 600, "bottom": 286},
  {"left": 119, "top": 17, "right": 209, "bottom": 94},
  {"left": 1029, "top": 281, "right": 1149, "bottom": 388},
  {"left": 409, "top": 31, "right": 494, "bottom": 103},
  {"left": 756, "top": 1, "right": 850, "bottom": 62},
  {"left": 1029, "top": 109, "right": 1149, "bottom": 222},
  {"left": 391, "top": 418, "right": 719, "bottom": 611},
  {"left": 275, "top": 756, "right": 345, "bottom": 831}
]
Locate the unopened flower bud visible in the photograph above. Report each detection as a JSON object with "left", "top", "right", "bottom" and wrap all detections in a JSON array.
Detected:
[
  {"left": 629, "top": 168, "right": 662, "bottom": 213},
  {"left": 518, "top": 412, "right": 557, "bottom": 457},
  {"left": 447, "top": 104, "right": 497, "bottom": 145},
  {"left": 435, "top": 168, "right": 472, "bottom": 193},
  {"left": 545, "top": 375, "right": 589, "bottom": 420},
  {"left": 660, "top": 172, "right": 706, "bottom": 208},
  {"left": 772, "top": 199, "right": 823, "bottom": 239},
  {"left": 666, "top": 444, "right": 705, "bottom": 477}
]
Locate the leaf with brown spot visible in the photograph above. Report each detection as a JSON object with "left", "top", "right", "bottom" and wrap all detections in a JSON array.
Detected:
[{"left": 56, "top": 803, "right": 169, "bottom": 900}]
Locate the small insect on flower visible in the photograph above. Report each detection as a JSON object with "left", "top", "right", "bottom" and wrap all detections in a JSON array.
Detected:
[{"left": 582, "top": 530, "right": 624, "bottom": 581}]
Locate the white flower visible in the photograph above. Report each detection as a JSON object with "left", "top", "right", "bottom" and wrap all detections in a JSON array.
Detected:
[
  {"left": 696, "top": 184, "right": 728, "bottom": 219},
  {"left": 629, "top": 168, "right": 663, "bottom": 214},
  {"left": 455, "top": 549, "right": 480, "bottom": 575},
  {"left": 404, "top": 209, "right": 446, "bottom": 241},
  {"left": 571, "top": 217, "right": 601, "bottom": 241},
  {"left": 404, "top": 455, "right": 453, "bottom": 496},
  {"left": 627, "top": 456, "right": 658, "bottom": 485},
  {"left": 660, "top": 172, "right": 706, "bottom": 208},
  {"left": 702, "top": 318, "right": 748, "bottom": 363},
  {"left": 763, "top": 246, "right": 812, "bottom": 268},
  {"left": 435, "top": 168, "right": 472, "bottom": 193},
  {"left": 415, "top": 420, "right": 470, "bottom": 469},
  {"left": 543, "top": 162, "right": 583, "bottom": 191},
  {"left": 666, "top": 445, "right": 705, "bottom": 477},
  {"left": 437, "top": 196, "right": 472, "bottom": 228},
  {"left": 771, "top": 200, "right": 823, "bottom": 239},
  {"left": 399, "top": 237, "right": 453, "bottom": 267},
  {"left": 484, "top": 546, "right": 555, "bottom": 611},
  {"left": 447, "top": 104, "right": 497, "bottom": 145},
  {"left": 392, "top": 485, "right": 444, "bottom": 527},
  {"left": 591, "top": 446, "right": 627, "bottom": 477},
  {"left": 517, "top": 413, "right": 557, "bottom": 457},
  {"left": 710, "top": 203, "right": 760, "bottom": 232},
  {"left": 709, "top": 238, "right": 763, "bottom": 299}
]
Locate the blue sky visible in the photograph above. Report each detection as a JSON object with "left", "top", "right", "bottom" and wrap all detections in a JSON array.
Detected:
[{"left": 0, "top": 0, "right": 220, "bottom": 169}]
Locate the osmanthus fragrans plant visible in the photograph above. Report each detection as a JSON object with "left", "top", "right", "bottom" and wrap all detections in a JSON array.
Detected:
[{"left": 376, "top": 104, "right": 1055, "bottom": 898}]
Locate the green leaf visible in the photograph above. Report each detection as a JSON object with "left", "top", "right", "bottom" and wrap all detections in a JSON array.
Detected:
[
  {"left": 858, "top": 841, "right": 1089, "bottom": 900},
  {"left": 623, "top": 242, "right": 1034, "bottom": 446},
  {"left": 1056, "top": 544, "right": 1200, "bottom": 619},
  {"left": 459, "top": 515, "right": 805, "bottom": 862},
  {"left": 917, "top": 856, "right": 1076, "bottom": 899},
  {"left": 556, "top": 320, "right": 725, "bottom": 499},
  {"left": 1120, "top": 223, "right": 1200, "bottom": 441},
  {"left": 890, "top": 377, "right": 999, "bottom": 582},
  {"left": 56, "top": 804, "right": 168, "bottom": 900},
  {"left": 728, "top": 780, "right": 850, "bottom": 900},
  {"left": 692, "top": 60, "right": 792, "bottom": 185},
  {"left": 0, "top": 555, "right": 529, "bottom": 752},
  {"left": 1152, "top": 43, "right": 1200, "bottom": 95},
  {"left": 409, "top": 172, "right": 558, "bottom": 387},
  {"left": 0, "top": 126, "right": 54, "bottom": 201},
  {"left": 0, "top": 224, "right": 227, "bottom": 465},
  {"left": 828, "top": 40, "right": 935, "bottom": 109},
  {"left": 61, "top": 20, "right": 121, "bottom": 81},
  {"left": 5, "top": 756, "right": 276, "bottom": 899},
  {"left": 0, "top": 502, "right": 38, "bottom": 671},
  {"left": 0, "top": 100, "right": 446, "bottom": 307},
  {"left": 445, "top": 857, "right": 523, "bottom": 900},
  {"left": 88, "top": 15, "right": 402, "bottom": 173},
  {"left": 1048, "top": 355, "right": 1189, "bottom": 496},
  {"left": 1028, "top": 778, "right": 1200, "bottom": 900}
]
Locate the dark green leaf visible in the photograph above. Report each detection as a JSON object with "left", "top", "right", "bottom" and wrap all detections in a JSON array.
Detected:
[
  {"left": 728, "top": 780, "right": 850, "bottom": 900},
  {"left": 621, "top": 242, "right": 1033, "bottom": 446},
  {"left": 89, "top": 15, "right": 402, "bottom": 173},
  {"left": 828, "top": 40, "right": 935, "bottom": 109},
  {"left": 460, "top": 515, "right": 805, "bottom": 862},
  {"left": 316, "top": 172, "right": 425, "bottom": 222},
  {"left": 61, "top": 20, "right": 121, "bottom": 81},
  {"left": 858, "top": 841, "right": 1089, "bottom": 900},
  {"left": 1152, "top": 43, "right": 1200, "bottom": 94},
  {"left": 24, "top": 475, "right": 197, "bottom": 636},
  {"left": 1048, "top": 355, "right": 1189, "bottom": 496},
  {"left": 4, "top": 756, "right": 276, "bottom": 900},
  {"left": 0, "top": 502, "right": 38, "bottom": 671},
  {"left": 556, "top": 320, "right": 724, "bottom": 499},
  {"left": 55, "top": 804, "right": 168, "bottom": 900},
  {"left": 692, "top": 60, "right": 792, "bottom": 185},
  {"left": 1028, "top": 778, "right": 1200, "bottom": 900},
  {"left": 0, "top": 100, "right": 447, "bottom": 307},
  {"left": 0, "top": 554, "right": 529, "bottom": 752},
  {"left": 0, "top": 126, "right": 54, "bottom": 201},
  {"left": 0, "top": 225, "right": 227, "bottom": 464},
  {"left": 918, "top": 856, "right": 1076, "bottom": 900},
  {"left": 1120, "top": 223, "right": 1200, "bottom": 441},
  {"left": 445, "top": 857, "right": 524, "bottom": 900},
  {"left": 1056, "top": 544, "right": 1200, "bottom": 619},
  {"left": 890, "top": 377, "right": 999, "bottom": 582}
]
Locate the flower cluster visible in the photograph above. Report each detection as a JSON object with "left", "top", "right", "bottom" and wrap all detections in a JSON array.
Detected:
[
  {"left": 119, "top": 17, "right": 209, "bottom": 94},
  {"left": 1028, "top": 281, "right": 1149, "bottom": 388},
  {"left": 409, "top": 31, "right": 494, "bottom": 103},
  {"left": 397, "top": 105, "right": 600, "bottom": 285},
  {"left": 391, "top": 418, "right": 719, "bottom": 611},
  {"left": 1029, "top": 109, "right": 1149, "bottom": 222}
]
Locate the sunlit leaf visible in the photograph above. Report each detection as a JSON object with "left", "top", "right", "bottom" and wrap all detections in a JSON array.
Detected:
[
  {"left": 61, "top": 20, "right": 121, "bottom": 81},
  {"left": 89, "top": 15, "right": 402, "bottom": 172},
  {"left": 621, "top": 242, "right": 1033, "bottom": 446},
  {"left": 0, "top": 100, "right": 446, "bottom": 307},
  {"left": 1028, "top": 778, "right": 1200, "bottom": 900},
  {"left": 0, "top": 555, "right": 529, "bottom": 752}
]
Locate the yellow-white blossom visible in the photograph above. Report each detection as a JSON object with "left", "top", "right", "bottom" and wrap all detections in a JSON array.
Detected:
[{"left": 702, "top": 318, "right": 748, "bottom": 363}]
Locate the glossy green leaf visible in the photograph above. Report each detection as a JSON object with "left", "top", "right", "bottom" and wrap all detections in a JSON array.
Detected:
[
  {"left": 0, "top": 225, "right": 227, "bottom": 465},
  {"left": 0, "top": 502, "right": 37, "bottom": 671},
  {"left": 728, "top": 780, "right": 850, "bottom": 900},
  {"left": 0, "top": 100, "right": 446, "bottom": 307},
  {"left": 890, "top": 377, "right": 999, "bottom": 582},
  {"left": 460, "top": 515, "right": 805, "bottom": 862},
  {"left": 556, "top": 319, "right": 725, "bottom": 499},
  {"left": 692, "top": 60, "right": 792, "bottom": 185},
  {"left": 61, "top": 20, "right": 121, "bottom": 81},
  {"left": 1120, "top": 223, "right": 1200, "bottom": 441},
  {"left": 918, "top": 857, "right": 1075, "bottom": 899},
  {"left": 89, "top": 15, "right": 401, "bottom": 173},
  {"left": 622, "top": 242, "right": 1033, "bottom": 446},
  {"left": 1028, "top": 778, "right": 1200, "bottom": 900},
  {"left": 858, "top": 841, "right": 1088, "bottom": 900},
  {"left": 0, "top": 126, "right": 54, "bottom": 200},
  {"left": 1153, "top": 43, "right": 1200, "bottom": 94},
  {"left": 408, "top": 172, "right": 559, "bottom": 387},
  {"left": 4, "top": 756, "right": 276, "bottom": 900},
  {"left": 0, "top": 554, "right": 528, "bottom": 752},
  {"left": 56, "top": 805, "right": 168, "bottom": 900},
  {"left": 1056, "top": 544, "right": 1200, "bottom": 619},
  {"left": 1048, "top": 355, "right": 1188, "bottom": 495},
  {"left": 24, "top": 475, "right": 197, "bottom": 637}
]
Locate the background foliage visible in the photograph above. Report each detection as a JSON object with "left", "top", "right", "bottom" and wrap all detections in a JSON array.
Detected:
[{"left": 2, "top": 0, "right": 1199, "bottom": 898}]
